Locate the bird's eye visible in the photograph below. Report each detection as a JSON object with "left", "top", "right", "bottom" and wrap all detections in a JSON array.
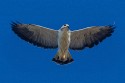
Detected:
[{"left": 64, "top": 24, "right": 66, "bottom": 26}]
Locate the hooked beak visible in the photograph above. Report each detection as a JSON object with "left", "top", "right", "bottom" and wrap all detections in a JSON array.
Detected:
[{"left": 64, "top": 24, "right": 69, "bottom": 29}]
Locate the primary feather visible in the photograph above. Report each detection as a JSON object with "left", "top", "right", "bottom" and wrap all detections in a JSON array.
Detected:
[
  {"left": 70, "top": 25, "right": 115, "bottom": 50},
  {"left": 11, "top": 22, "right": 58, "bottom": 48}
]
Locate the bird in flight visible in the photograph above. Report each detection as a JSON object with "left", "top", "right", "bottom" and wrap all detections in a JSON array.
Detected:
[{"left": 11, "top": 22, "right": 115, "bottom": 65}]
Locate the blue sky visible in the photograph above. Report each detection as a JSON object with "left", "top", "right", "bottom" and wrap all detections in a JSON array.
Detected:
[{"left": 0, "top": 0, "right": 125, "bottom": 83}]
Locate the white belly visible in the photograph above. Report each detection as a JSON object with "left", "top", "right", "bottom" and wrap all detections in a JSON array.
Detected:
[{"left": 58, "top": 30, "right": 70, "bottom": 51}]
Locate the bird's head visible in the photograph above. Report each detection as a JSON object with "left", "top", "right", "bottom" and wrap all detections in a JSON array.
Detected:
[{"left": 60, "top": 24, "right": 69, "bottom": 31}]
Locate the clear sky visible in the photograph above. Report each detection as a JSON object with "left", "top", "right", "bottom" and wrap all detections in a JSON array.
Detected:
[{"left": 0, "top": 0, "right": 125, "bottom": 83}]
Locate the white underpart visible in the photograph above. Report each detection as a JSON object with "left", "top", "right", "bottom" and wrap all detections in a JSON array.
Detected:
[
  {"left": 58, "top": 29, "right": 70, "bottom": 51},
  {"left": 58, "top": 29, "right": 63, "bottom": 49},
  {"left": 68, "top": 31, "right": 71, "bottom": 45}
]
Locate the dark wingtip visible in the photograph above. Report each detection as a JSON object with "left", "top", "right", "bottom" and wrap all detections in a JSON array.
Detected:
[
  {"left": 11, "top": 21, "right": 22, "bottom": 27},
  {"left": 11, "top": 21, "right": 23, "bottom": 32},
  {"left": 105, "top": 23, "right": 116, "bottom": 34},
  {"left": 11, "top": 22, "right": 17, "bottom": 32},
  {"left": 108, "top": 22, "right": 116, "bottom": 29}
]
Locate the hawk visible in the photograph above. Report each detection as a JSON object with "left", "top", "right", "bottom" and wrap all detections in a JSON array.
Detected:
[{"left": 11, "top": 22, "right": 115, "bottom": 65}]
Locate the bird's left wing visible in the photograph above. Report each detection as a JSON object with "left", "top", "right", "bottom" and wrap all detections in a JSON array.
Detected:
[
  {"left": 11, "top": 22, "right": 58, "bottom": 48},
  {"left": 69, "top": 25, "right": 115, "bottom": 50}
]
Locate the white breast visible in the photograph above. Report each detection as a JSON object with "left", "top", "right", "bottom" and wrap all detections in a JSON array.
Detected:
[{"left": 58, "top": 30, "right": 71, "bottom": 49}]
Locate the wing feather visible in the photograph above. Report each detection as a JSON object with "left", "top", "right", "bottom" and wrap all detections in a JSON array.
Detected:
[
  {"left": 11, "top": 22, "right": 58, "bottom": 48},
  {"left": 70, "top": 25, "right": 115, "bottom": 50}
]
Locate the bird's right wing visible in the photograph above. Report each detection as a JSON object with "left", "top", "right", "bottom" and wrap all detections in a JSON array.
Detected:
[
  {"left": 69, "top": 25, "right": 115, "bottom": 50},
  {"left": 11, "top": 22, "right": 58, "bottom": 48}
]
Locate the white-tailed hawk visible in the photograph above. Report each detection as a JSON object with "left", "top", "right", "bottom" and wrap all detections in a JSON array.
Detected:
[{"left": 11, "top": 22, "right": 115, "bottom": 65}]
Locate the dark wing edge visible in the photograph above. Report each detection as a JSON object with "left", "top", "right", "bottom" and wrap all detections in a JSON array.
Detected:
[
  {"left": 69, "top": 25, "right": 115, "bottom": 50},
  {"left": 11, "top": 22, "right": 58, "bottom": 49}
]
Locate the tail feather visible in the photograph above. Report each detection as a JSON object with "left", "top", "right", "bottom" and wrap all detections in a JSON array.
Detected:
[{"left": 52, "top": 51, "right": 74, "bottom": 65}]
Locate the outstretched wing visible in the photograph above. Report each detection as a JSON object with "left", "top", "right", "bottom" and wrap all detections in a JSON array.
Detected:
[
  {"left": 11, "top": 22, "right": 58, "bottom": 48},
  {"left": 70, "top": 25, "right": 115, "bottom": 50}
]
